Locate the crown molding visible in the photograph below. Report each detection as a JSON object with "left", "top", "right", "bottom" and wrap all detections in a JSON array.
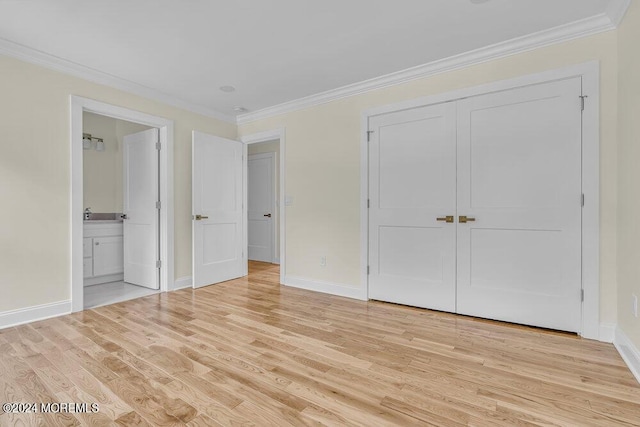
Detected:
[
  {"left": 237, "top": 12, "right": 621, "bottom": 125},
  {"left": 607, "top": 0, "right": 632, "bottom": 26},
  {"left": 0, "top": 38, "right": 236, "bottom": 124}
]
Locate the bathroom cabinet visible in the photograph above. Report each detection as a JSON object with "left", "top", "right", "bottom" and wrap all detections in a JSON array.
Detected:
[{"left": 83, "top": 222, "right": 124, "bottom": 286}]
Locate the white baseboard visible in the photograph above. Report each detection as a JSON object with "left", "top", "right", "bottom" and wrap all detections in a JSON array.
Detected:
[
  {"left": 172, "top": 276, "right": 192, "bottom": 291},
  {"left": 599, "top": 322, "right": 616, "bottom": 343},
  {"left": 0, "top": 300, "right": 71, "bottom": 330},
  {"left": 614, "top": 327, "right": 640, "bottom": 385},
  {"left": 284, "top": 276, "right": 367, "bottom": 301}
]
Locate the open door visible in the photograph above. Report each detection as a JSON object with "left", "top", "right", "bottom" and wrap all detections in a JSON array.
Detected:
[
  {"left": 123, "top": 128, "right": 160, "bottom": 289},
  {"left": 192, "top": 131, "right": 246, "bottom": 288}
]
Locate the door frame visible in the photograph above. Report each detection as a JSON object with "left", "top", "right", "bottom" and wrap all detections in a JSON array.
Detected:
[
  {"left": 248, "top": 152, "right": 277, "bottom": 264},
  {"left": 360, "top": 61, "right": 601, "bottom": 340},
  {"left": 70, "top": 96, "right": 174, "bottom": 312},
  {"left": 240, "top": 129, "right": 286, "bottom": 284}
]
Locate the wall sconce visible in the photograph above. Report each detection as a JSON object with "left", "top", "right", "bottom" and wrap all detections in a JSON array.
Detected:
[
  {"left": 82, "top": 133, "right": 93, "bottom": 150},
  {"left": 82, "top": 133, "right": 105, "bottom": 151}
]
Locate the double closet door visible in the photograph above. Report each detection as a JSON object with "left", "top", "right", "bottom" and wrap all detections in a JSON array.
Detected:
[{"left": 368, "top": 77, "right": 583, "bottom": 332}]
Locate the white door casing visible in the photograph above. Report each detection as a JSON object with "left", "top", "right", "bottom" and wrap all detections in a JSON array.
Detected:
[
  {"left": 456, "top": 77, "right": 583, "bottom": 332},
  {"left": 368, "top": 103, "right": 457, "bottom": 312},
  {"left": 71, "top": 96, "right": 174, "bottom": 313},
  {"left": 192, "top": 131, "right": 246, "bottom": 288},
  {"left": 248, "top": 153, "right": 275, "bottom": 263},
  {"left": 123, "top": 128, "right": 160, "bottom": 290}
]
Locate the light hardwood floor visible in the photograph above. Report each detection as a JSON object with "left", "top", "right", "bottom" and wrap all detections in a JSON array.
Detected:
[{"left": 1, "top": 261, "right": 639, "bottom": 426}]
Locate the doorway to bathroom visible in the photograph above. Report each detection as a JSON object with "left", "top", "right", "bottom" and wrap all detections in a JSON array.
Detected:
[
  {"left": 70, "top": 96, "right": 175, "bottom": 312},
  {"left": 82, "top": 113, "right": 159, "bottom": 308}
]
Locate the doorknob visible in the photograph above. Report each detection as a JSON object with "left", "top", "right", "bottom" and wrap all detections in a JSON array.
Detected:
[
  {"left": 459, "top": 216, "right": 476, "bottom": 223},
  {"left": 120, "top": 214, "right": 128, "bottom": 220},
  {"left": 194, "top": 215, "right": 209, "bottom": 220},
  {"left": 264, "top": 213, "right": 272, "bottom": 218},
  {"left": 436, "top": 216, "right": 454, "bottom": 223}
]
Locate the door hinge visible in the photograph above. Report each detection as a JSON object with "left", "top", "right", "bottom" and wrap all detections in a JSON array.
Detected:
[
  {"left": 156, "top": 200, "right": 161, "bottom": 209},
  {"left": 367, "top": 130, "right": 374, "bottom": 142},
  {"left": 581, "top": 289, "right": 584, "bottom": 302},
  {"left": 156, "top": 142, "right": 161, "bottom": 150},
  {"left": 367, "top": 199, "right": 370, "bottom": 209},
  {"left": 580, "top": 95, "right": 588, "bottom": 112},
  {"left": 156, "top": 260, "right": 162, "bottom": 269},
  {"left": 581, "top": 194, "right": 585, "bottom": 207},
  {"left": 367, "top": 266, "right": 370, "bottom": 275}
]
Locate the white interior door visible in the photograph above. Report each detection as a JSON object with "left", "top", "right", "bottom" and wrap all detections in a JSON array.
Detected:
[
  {"left": 368, "top": 103, "right": 457, "bottom": 312},
  {"left": 123, "top": 128, "right": 159, "bottom": 289},
  {"left": 456, "top": 78, "right": 583, "bottom": 332},
  {"left": 192, "top": 131, "right": 245, "bottom": 288},
  {"left": 248, "top": 153, "right": 275, "bottom": 263}
]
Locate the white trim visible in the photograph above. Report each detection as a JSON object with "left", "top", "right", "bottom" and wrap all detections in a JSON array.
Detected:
[
  {"left": 236, "top": 13, "right": 625, "bottom": 125},
  {"left": 70, "top": 96, "right": 175, "bottom": 312},
  {"left": 360, "top": 112, "right": 370, "bottom": 301},
  {"left": 607, "top": 0, "right": 632, "bottom": 27},
  {"left": 240, "top": 129, "right": 286, "bottom": 285},
  {"left": 614, "top": 327, "right": 640, "bottom": 385},
  {"left": 0, "top": 38, "right": 234, "bottom": 124},
  {"left": 0, "top": 301, "right": 71, "bottom": 330},
  {"left": 243, "top": 142, "right": 249, "bottom": 276},
  {"left": 172, "top": 276, "right": 193, "bottom": 291},
  {"left": 581, "top": 64, "right": 601, "bottom": 340},
  {"left": 599, "top": 323, "right": 616, "bottom": 343},
  {"left": 284, "top": 276, "right": 367, "bottom": 301},
  {"left": 248, "top": 152, "right": 278, "bottom": 264},
  {"left": 361, "top": 61, "right": 600, "bottom": 340}
]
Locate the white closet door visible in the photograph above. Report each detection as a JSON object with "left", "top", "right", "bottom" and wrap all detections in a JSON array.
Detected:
[
  {"left": 456, "top": 77, "right": 583, "bottom": 332},
  {"left": 368, "top": 103, "right": 457, "bottom": 312}
]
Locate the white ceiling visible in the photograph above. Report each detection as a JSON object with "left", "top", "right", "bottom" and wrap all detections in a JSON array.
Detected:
[{"left": 0, "top": 0, "right": 627, "bottom": 121}]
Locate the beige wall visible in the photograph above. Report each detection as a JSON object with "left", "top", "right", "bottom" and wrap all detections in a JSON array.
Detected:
[
  {"left": 83, "top": 112, "right": 121, "bottom": 213},
  {"left": 82, "top": 112, "right": 152, "bottom": 213},
  {"left": 248, "top": 140, "right": 280, "bottom": 260},
  {"left": 617, "top": 1, "right": 640, "bottom": 349},
  {"left": 239, "top": 31, "right": 619, "bottom": 326},
  {"left": 0, "top": 54, "right": 236, "bottom": 312}
]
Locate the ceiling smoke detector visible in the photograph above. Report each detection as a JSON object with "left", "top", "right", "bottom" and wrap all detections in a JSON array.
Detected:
[
  {"left": 219, "top": 85, "right": 236, "bottom": 93},
  {"left": 233, "top": 106, "right": 248, "bottom": 113}
]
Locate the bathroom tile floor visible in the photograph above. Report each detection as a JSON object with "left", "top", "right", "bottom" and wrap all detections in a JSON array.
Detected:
[{"left": 84, "top": 280, "right": 159, "bottom": 309}]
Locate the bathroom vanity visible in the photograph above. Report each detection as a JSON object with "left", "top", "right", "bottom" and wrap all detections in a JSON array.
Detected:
[{"left": 83, "top": 221, "right": 124, "bottom": 286}]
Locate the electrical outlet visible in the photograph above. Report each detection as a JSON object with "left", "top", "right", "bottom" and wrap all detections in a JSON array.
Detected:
[
  {"left": 633, "top": 294, "right": 638, "bottom": 318},
  {"left": 320, "top": 256, "right": 326, "bottom": 267}
]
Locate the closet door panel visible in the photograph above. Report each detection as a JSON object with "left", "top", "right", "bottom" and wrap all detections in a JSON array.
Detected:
[
  {"left": 456, "top": 77, "right": 583, "bottom": 332},
  {"left": 368, "top": 103, "right": 457, "bottom": 312}
]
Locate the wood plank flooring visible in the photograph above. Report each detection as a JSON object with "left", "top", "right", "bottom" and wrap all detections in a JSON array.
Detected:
[{"left": 1, "top": 261, "right": 639, "bottom": 426}]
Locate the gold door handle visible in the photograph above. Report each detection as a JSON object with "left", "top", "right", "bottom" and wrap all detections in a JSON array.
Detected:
[
  {"left": 459, "top": 216, "right": 476, "bottom": 223},
  {"left": 194, "top": 215, "right": 209, "bottom": 220},
  {"left": 436, "top": 216, "right": 454, "bottom": 223}
]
